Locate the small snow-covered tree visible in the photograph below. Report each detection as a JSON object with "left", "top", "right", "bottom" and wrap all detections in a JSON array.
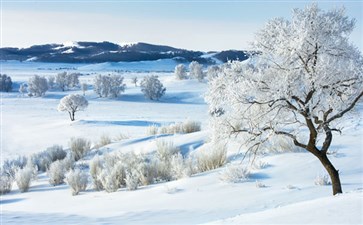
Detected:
[
  {"left": 67, "top": 73, "right": 80, "bottom": 89},
  {"left": 19, "top": 83, "right": 27, "bottom": 96},
  {"left": 174, "top": 64, "right": 187, "bottom": 80},
  {"left": 93, "top": 74, "right": 126, "bottom": 98},
  {"left": 81, "top": 83, "right": 88, "bottom": 96},
  {"left": 58, "top": 94, "right": 88, "bottom": 121},
  {"left": 189, "top": 61, "right": 204, "bottom": 81},
  {"left": 140, "top": 75, "right": 166, "bottom": 100},
  {"left": 47, "top": 76, "right": 55, "bottom": 89},
  {"left": 55, "top": 72, "right": 79, "bottom": 91},
  {"left": 109, "top": 75, "right": 126, "bottom": 98},
  {"left": 56, "top": 72, "right": 68, "bottom": 91},
  {"left": 0, "top": 74, "right": 13, "bottom": 92},
  {"left": 206, "top": 5, "right": 363, "bottom": 195},
  {"left": 28, "top": 75, "right": 48, "bottom": 97}
]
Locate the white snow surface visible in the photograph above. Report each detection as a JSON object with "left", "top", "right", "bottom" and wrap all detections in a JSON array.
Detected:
[{"left": 1, "top": 61, "right": 362, "bottom": 224}]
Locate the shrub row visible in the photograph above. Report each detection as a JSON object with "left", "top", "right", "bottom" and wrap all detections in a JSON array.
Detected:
[{"left": 147, "top": 120, "right": 201, "bottom": 136}]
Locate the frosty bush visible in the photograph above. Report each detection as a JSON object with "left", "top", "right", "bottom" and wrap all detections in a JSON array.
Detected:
[
  {"left": 174, "top": 64, "right": 187, "bottom": 80},
  {"left": 113, "top": 132, "right": 130, "bottom": 141},
  {"left": 125, "top": 170, "right": 139, "bottom": 191},
  {"left": 28, "top": 75, "right": 48, "bottom": 97},
  {"left": 55, "top": 72, "right": 80, "bottom": 91},
  {"left": 103, "top": 161, "right": 127, "bottom": 192},
  {"left": 30, "top": 145, "right": 67, "bottom": 172},
  {"left": 156, "top": 140, "right": 180, "bottom": 162},
  {"left": 147, "top": 120, "right": 201, "bottom": 135},
  {"left": 154, "top": 141, "right": 181, "bottom": 181},
  {"left": 31, "top": 153, "right": 52, "bottom": 172},
  {"left": 15, "top": 166, "right": 36, "bottom": 192},
  {"left": 219, "top": 165, "right": 250, "bottom": 183},
  {"left": 170, "top": 153, "right": 187, "bottom": 179},
  {"left": 136, "top": 159, "right": 158, "bottom": 186},
  {"left": 0, "top": 173, "right": 13, "bottom": 195},
  {"left": 97, "top": 134, "right": 112, "bottom": 148},
  {"left": 140, "top": 75, "right": 166, "bottom": 100},
  {"left": 93, "top": 74, "right": 126, "bottom": 98},
  {"left": 195, "top": 143, "right": 227, "bottom": 172},
  {"left": 184, "top": 156, "right": 198, "bottom": 177},
  {"left": 47, "top": 158, "right": 74, "bottom": 186},
  {"left": 314, "top": 174, "right": 331, "bottom": 186},
  {"left": 66, "top": 169, "right": 88, "bottom": 195},
  {"left": 46, "top": 145, "right": 67, "bottom": 162},
  {"left": 2, "top": 156, "right": 28, "bottom": 179},
  {"left": 48, "top": 160, "right": 67, "bottom": 185},
  {"left": 94, "top": 153, "right": 128, "bottom": 192},
  {"left": 0, "top": 74, "right": 13, "bottom": 92},
  {"left": 58, "top": 94, "right": 88, "bottom": 121},
  {"left": 189, "top": 61, "right": 204, "bottom": 82},
  {"left": 89, "top": 155, "right": 104, "bottom": 191},
  {"left": 146, "top": 125, "right": 159, "bottom": 136},
  {"left": 69, "top": 137, "right": 91, "bottom": 161},
  {"left": 90, "top": 145, "right": 190, "bottom": 193},
  {"left": 182, "top": 120, "right": 201, "bottom": 133}
]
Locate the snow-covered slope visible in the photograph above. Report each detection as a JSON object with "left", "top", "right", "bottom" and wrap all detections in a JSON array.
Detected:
[{"left": 1, "top": 62, "right": 362, "bottom": 224}]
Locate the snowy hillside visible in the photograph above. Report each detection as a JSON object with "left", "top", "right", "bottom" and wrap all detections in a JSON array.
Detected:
[
  {"left": 1, "top": 61, "right": 362, "bottom": 224},
  {"left": 0, "top": 42, "right": 250, "bottom": 64}
]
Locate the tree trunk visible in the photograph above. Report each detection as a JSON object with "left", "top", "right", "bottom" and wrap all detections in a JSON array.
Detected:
[
  {"left": 68, "top": 111, "right": 75, "bottom": 121},
  {"left": 317, "top": 153, "right": 342, "bottom": 195}
]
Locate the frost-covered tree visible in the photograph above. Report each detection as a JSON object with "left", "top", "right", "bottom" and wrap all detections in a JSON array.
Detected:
[
  {"left": 0, "top": 74, "right": 13, "bottom": 92},
  {"left": 58, "top": 94, "right": 88, "bottom": 121},
  {"left": 206, "top": 5, "right": 363, "bottom": 195},
  {"left": 174, "top": 64, "right": 187, "bottom": 80},
  {"left": 93, "top": 74, "right": 126, "bottom": 98},
  {"left": 67, "top": 73, "right": 80, "bottom": 89},
  {"left": 140, "top": 75, "right": 166, "bottom": 100},
  {"left": 81, "top": 83, "right": 88, "bottom": 96},
  {"left": 47, "top": 76, "right": 55, "bottom": 90},
  {"left": 28, "top": 75, "right": 49, "bottom": 97},
  {"left": 56, "top": 72, "right": 68, "bottom": 91},
  {"left": 55, "top": 72, "right": 80, "bottom": 91},
  {"left": 19, "top": 83, "right": 27, "bottom": 96},
  {"left": 207, "top": 65, "right": 221, "bottom": 80},
  {"left": 189, "top": 61, "right": 204, "bottom": 81}
]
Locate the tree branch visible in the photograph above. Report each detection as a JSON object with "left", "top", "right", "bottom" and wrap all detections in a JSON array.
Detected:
[{"left": 325, "top": 90, "right": 363, "bottom": 124}]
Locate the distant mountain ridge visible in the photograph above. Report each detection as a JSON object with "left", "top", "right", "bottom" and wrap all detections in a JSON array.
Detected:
[{"left": 0, "top": 41, "right": 249, "bottom": 64}]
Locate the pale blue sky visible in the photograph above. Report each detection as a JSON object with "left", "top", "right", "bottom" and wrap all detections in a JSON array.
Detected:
[{"left": 1, "top": 0, "right": 362, "bottom": 51}]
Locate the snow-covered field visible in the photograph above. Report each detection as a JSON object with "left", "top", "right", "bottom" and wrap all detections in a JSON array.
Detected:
[{"left": 1, "top": 61, "right": 362, "bottom": 224}]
